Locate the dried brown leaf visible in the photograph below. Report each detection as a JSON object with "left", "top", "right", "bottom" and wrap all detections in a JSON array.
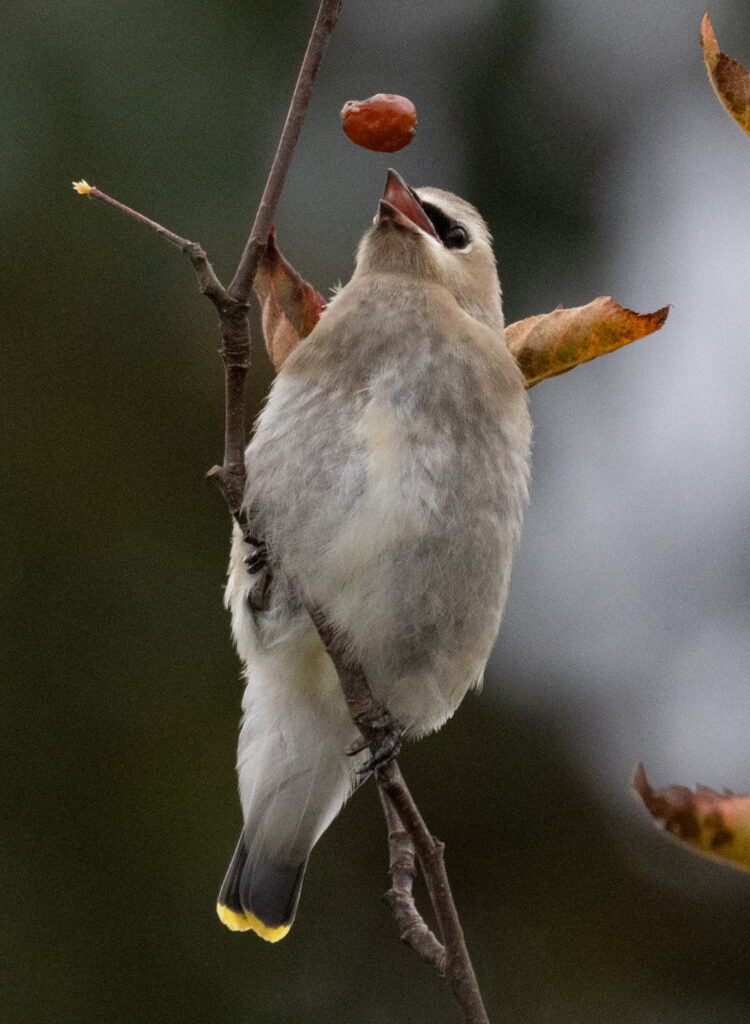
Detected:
[
  {"left": 701, "top": 11, "right": 750, "bottom": 137},
  {"left": 252, "top": 229, "right": 327, "bottom": 371},
  {"left": 505, "top": 297, "right": 670, "bottom": 388},
  {"left": 634, "top": 764, "right": 750, "bottom": 874}
]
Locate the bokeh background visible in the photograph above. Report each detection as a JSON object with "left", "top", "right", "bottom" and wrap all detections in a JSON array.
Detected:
[{"left": 4, "top": 1, "right": 750, "bottom": 1021}]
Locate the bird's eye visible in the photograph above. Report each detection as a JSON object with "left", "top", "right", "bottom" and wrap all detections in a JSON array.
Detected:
[{"left": 443, "top": 224, "right": 469, "bottom": 250}]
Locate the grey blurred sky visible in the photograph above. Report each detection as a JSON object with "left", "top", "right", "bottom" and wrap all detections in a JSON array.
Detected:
[{"left": 501, "top": 4, "right": 750, "bottom": 797}]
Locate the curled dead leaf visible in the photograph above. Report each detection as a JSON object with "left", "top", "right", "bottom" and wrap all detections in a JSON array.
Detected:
[
  {"left": 700, "top": 11, "right": 750, "bottom": 137},
  {"left": 252, "top": 229, "right": 326, "bottom": 371},
  {"left": 505, "top": 297, "right": 669, "bottom": 388},
  {"left": 634, "top": 764, "right": 750, "bottom": 874}
]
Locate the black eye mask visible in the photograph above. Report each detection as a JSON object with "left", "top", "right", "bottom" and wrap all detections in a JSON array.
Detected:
[{"left": 420, "top": 201, "right": 470, "bottom": 249}]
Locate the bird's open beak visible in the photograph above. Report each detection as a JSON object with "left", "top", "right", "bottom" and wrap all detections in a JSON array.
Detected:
[{"left": 376, "top": 169, "right": 440, "bottom": 242}]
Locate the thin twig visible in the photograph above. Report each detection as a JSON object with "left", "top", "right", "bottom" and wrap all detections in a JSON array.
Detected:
[
  {"left": 378, "top": 762, "right": 490, "bottom": 1024},
  {"left": 378, "top": 786, "right": 447, "bottom": 973},
  {"left": 74, "top": 181, "right": 187, "bottom": 247},
  {"left": 73, "top": 181, "right": 230, "bottom": 303},
  {"left": 228, "top": 0, "right": 342, "bottom": 302},
  {"left": 217, "top": 0, "right": 342, "bottom": 523}
]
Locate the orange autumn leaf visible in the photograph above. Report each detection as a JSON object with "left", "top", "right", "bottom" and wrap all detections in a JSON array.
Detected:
[
  {"left": 700, "top": 11, "right": 750, "bottom": 137},
  {"left": 634, "top": 764, "right": 750, "bottom": 874},
  {"left": 505, "top": 297, "right": 669, "bottom": 389},
  {"left": 252, "top": 228, "right": 327, "bottom": 371}
]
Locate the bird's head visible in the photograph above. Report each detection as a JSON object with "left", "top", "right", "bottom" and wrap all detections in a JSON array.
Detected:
[{"left": 353, "top": 170, "right": 504, "bottom": 332}]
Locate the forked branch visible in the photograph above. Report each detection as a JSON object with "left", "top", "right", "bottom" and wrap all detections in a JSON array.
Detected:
[{"left": 378, "top": 786, "right": 447, "bottom": 972}]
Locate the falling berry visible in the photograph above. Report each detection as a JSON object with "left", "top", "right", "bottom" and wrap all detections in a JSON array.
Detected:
[{"left": 340, "top": 94, "right": 417, "bottom": 153}]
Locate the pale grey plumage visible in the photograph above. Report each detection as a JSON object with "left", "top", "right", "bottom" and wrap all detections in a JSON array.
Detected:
[{"left": 218, "top": 176, "right": 532, "bottom": 939}]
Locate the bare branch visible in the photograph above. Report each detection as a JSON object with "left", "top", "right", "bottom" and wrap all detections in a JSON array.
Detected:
[
  {"left": 74, "top": 181, "right": 200, "bottom": 251},
  {"left": 216, "top": 0, "right": 342, "bottom": 527},
  {"left": 378, "top": 761, "right": 490, "bottom": 1024},
  {"left": 228, "top": 0, "right": 343, "bottom": 302},
  {"left": 378, "top": 786, "right": 447, "bottom": 973}
]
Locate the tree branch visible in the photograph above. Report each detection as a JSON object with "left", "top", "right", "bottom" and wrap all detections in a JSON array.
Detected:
[
  {"left": 215, "top": 0, "right": 342, "bottom": 525},
  {"left": 378, "top": 762, "right": 490, "bottom": 1024},
  {"left": 211, "top": 0, "right": 342, "bottom": 523},
  {"left": 378, "top": 785, "right": 447, "bottom": 973},
  {"left": 228, "top": 0, "right": 342, "bottom": 303}
]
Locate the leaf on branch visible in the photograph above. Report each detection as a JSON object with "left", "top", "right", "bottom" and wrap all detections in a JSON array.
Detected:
[
  {"left": 634, "top": 764, "right": 750, "bottom": 874},
  {"left": 700, "top": 11, "right": 750, "bottom": 137},
  {"left": 505, "top": 297, "right": 670, "bottom": 389},
  {"left": 253, "top": 228, "right": 327, "bottom": 371}
]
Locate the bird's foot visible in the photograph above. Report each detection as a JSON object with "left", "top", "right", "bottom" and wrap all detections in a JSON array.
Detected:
[
  {"left": 244, "top": 539, "right": 271, "bottom": 611},
  {"left": 244, "top": 540, "right": 268, "bottom": 575},
  {"left": 353, "top": 711, "right": 403, "bottom": 775}
]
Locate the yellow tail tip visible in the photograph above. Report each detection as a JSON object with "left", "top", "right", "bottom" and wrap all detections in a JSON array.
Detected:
[
  {"left": 216, "top": 902, "right": 291, "bottom": 942},
  {"left": 72, "top": 179, "right": 93, "bottom": 195}
]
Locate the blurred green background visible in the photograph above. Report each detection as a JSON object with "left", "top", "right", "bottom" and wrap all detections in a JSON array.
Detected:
[{"left": 4, "top": 1, "right": 750, "bottom": 1021}]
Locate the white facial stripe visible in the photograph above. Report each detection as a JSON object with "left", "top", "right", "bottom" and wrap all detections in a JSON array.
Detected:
[{"left": 422, "top": 230, "right": 442, "bottom": 249}]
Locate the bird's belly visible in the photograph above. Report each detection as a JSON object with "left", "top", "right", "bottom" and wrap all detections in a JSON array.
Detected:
[
  {"left": 246, "top": 370, "right": 529, "bottom": 738},
  {"left": 316, "top": 410, "right": 521, "bottom": 735}
]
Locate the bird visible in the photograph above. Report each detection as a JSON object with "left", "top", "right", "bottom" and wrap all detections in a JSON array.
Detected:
[{"left": 217, "top": 170, "right": 532, "bottom": 941}]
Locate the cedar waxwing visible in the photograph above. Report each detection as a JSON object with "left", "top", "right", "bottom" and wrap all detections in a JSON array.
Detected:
[{"left": 217, "top": 171, "right": 532, "bottom": 941}]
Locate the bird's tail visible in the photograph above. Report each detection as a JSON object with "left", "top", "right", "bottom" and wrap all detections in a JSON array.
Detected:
[
  {"left": 217, "top": 833, "right": 306, "bottom": 942},
  {"left": 216, "top": 730, "right": 353, "bottom": 940},
  {"left": 216, "top": 634, "right": 360, "bottom": 941}
]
